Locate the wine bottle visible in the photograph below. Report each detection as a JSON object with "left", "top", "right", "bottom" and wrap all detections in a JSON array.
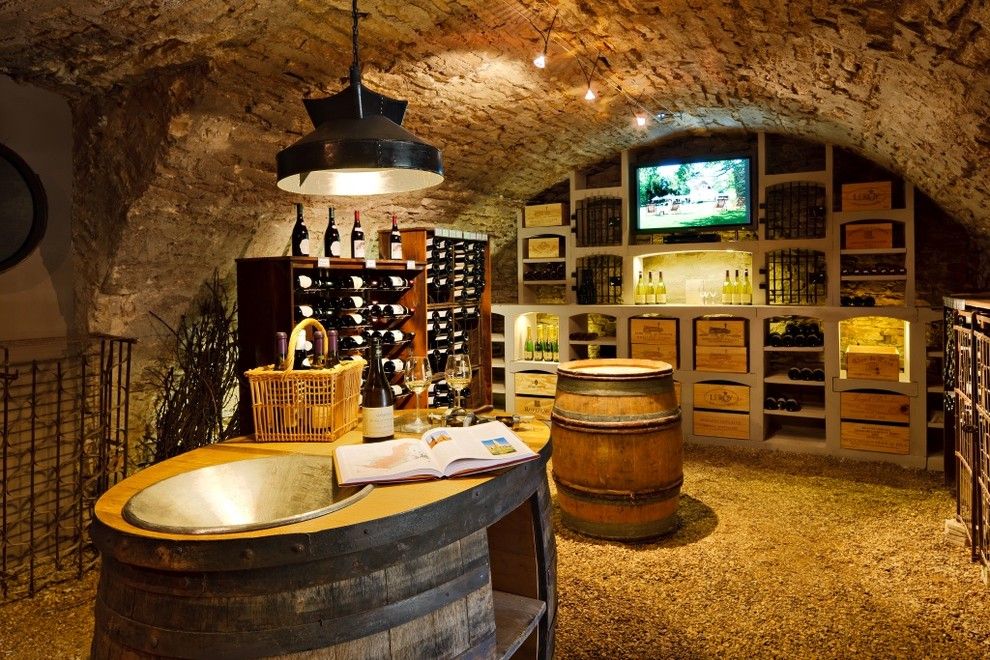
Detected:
[
  {"left": 767, "top": 332, "right": 783, "bottom": 347},
  {"left": 811, "top": 368, "right": 825, "bottom": 381},
  {"left": 534, "top": 326, "right": 544, "bottom": 362},
  {"left": 634, "top": 273, "right": 646, "bottom": 305},
  {"left": 309, "top": 330, "right": 326, "bottom": 369},
  {"left": 292, "top": 332, "right": 310, "bottom": 370},
  {"left": 389, "top": 213, "right": 403, "bottom": 259},
  {"left": 799, "top": 367, "right": 814, "bottom": 381},
  {"left": 782, "top": 397, "right": 801, "bottom": 412},
  {"left": 764, "top": 396, "right": 779, "bottom": 410},
  {"left": 742, "top": 269, "right": 752, "bottom": 305},
  {"left": 338, "top": 334, "right": 367, "bottom": 351},
  {"left": 524, "top": 328, "right": 534, "bottom": 361},
  {"left": 291, "top": 203, "right": 310, "bottom": 257},
  {"left": 731, "top": 269, "right": 741, "bottom": 305},
  {"left": 274, "top": 331, "right": 288, "bottom": 370},
  {"left": 351, "top": 210, "right": 366, "bottom": 259},
  {"left": 551, "top": 327, "right": 559, "bottom": 362},
  {"left": 645, "top": 272, "right": 657, "bottom": 304},
  {"left": 361, "top": 338, "right": 395, "bottom": 441},
  {"left": 324, "top": 207, "right": 341, "bottom": 257},
  {"left": 295, "top": 273, "right": 316, "bottom": 291},
  {"left": 722, "top": 270, "right": 731, "bottom": 304},
  {"left": 788, "top": 367, "right": 803, "bottom": 380},
  {"left": 656, "top": 271, "right": 668, "bottom": 304},
  {"left": 337, "top": 312, "right": 366, "bottom": 327},
  {"left": 326, "top": 329, "right": 340, "bottom": 368},
  {"left": 381, "top": 357, "right": 405, "bottom": 376}
]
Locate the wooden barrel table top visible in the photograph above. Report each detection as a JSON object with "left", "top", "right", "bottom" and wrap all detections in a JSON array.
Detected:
[{"left": 91, "top": 419, "right": 555, "bottom": 659}]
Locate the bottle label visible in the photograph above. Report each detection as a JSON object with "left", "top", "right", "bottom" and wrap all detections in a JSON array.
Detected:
[
  {"left": 362, "top": 405, "right": 394, "bottom": 439},
  {"left": 391, "top": 242, "right": 403, "bottom": 259},
  {"left": 298, "top": 238, "right": 310, "bottom": 255},
  {"left": 353, "top": 240, "right": 365, "bottom": 258},
  {"left": 330, "top": 240, "right": 342, "bottom": 257}
]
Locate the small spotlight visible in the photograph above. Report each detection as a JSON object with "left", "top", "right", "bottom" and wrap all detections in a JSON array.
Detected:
[
  {"left": 636, "top": 115, "right": 647, "bottom": 127},
  {"left": 533, "top": 53, "right": 546, "bottom": 68},
  {"left": 584, "top": 87, "right": 596, "bottom": 101}
]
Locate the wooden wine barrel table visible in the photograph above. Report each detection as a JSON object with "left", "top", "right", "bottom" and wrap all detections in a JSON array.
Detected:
[
  {"left": 90, "top": 421, "right": 555, "bottom": 659},
  {"left": 551, "top": 359, "right": 683, "bottom": 541}
]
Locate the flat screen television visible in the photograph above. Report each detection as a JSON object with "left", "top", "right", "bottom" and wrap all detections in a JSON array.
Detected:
[{"left": 631, "top": 155, "right": 753, "bottom": 234}]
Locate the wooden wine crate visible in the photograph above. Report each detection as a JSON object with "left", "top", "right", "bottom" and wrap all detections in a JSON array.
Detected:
[
  {"left": 526, "top": 237, "right": 563, "bottom": 259},
  {"left": 630, "top": 317, "right": 678, "bottom": 344},
  {"left": 843, "top": 222, "right": 894, "bottom": 249},
  {"left": 840, "top": 391, "right": 910, "bottom": 423},
  {"left": 841, "top": 182, "right": 892, "bottom": 212},
  {"left": 693, "top": 410, "right": 750, "bottom": 440},
  {"left": 695, "top": 317, "right": 747, "bottom": 347},
  {"left": 840, "top": 421, "right": 910, "bottom": 454},
  {"left": 630, "top": 342, "right": 678, "bottom": 368},
  {"left": 845, "top": 345, "right": 900, "bottom": 381},
  {"left": 514, "top": 394, "right": 553, "bottom": 421},
  {"left": 524, "top": 203, "right": 568, "bottom": 228},
  {"left": 693, "top": 382, "right": 750, "bottom": 412},
  {"left": 514, "top": 372, "right": 558, "bottom": 397},
  {"left": 695, "top": 345, "right": 748, "bottom": 373}
]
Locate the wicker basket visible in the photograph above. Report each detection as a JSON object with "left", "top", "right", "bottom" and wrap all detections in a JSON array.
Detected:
[{"left": 245, "top": 318, "right": 364, "bottom": 442}]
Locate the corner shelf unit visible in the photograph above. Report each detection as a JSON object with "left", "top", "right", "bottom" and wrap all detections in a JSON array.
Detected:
[{"left": 500, "top": 132, "right": 943, "bottom": 470}]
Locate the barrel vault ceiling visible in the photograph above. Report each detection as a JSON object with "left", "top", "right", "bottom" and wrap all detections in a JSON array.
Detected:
[{"left": 0, "top": 0, "right": 988, "bottom": 336}]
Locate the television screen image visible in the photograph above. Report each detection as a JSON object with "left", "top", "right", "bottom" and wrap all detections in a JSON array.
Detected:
[{"left": 634, "top": 157, "right": 751, "bottom": 232}]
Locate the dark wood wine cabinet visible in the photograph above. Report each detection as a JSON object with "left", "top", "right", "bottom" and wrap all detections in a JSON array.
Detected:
[{"left": 235, "top": 256, "right": 425, "bottom": 433}]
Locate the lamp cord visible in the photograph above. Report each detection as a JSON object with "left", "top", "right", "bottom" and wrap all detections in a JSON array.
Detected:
[{"left": 350, "top": 0, "right": 364, "bottom": 118}]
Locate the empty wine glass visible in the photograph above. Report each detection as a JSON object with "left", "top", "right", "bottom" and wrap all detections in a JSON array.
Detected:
[
  {"left": 403, "top": 356, "right": 432, "bottom": 432},
  {"left": 444, "top": 352, "right": 472, "bottom": 413}
]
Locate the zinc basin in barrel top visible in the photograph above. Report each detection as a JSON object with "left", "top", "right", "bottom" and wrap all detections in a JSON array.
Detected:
[
  {"left": 90, "top": 427, "right": 556, "bottom": 659},
  {"left": 121, "top": 454, "right": 373, "bottom": 535}
]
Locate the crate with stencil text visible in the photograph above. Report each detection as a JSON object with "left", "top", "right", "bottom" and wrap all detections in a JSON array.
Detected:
[
  {"left": 524, "top": 203, "right": 568, "bottom": 228},
  {"left": 694, "top": 317, "right": 748, "bottom": 347},
  {"left": 845, "top": 345, "right": 900, "bottom": 381},
  {"left": 514, "top": 371, "right": 558, "bottom": 397},
  {"left": 840, "top": 421, "right": 910, "bottom": 454},
  {"left": 630, "top": 316, "right": 679, "bottom": 367},
  {"left": 514, "top": 394, "right": 553, "bottom": 421},
  {"left": 693, "top": 410, "right": 750, "bottom": 440},
  {"left": 526, "top": 236, "right": 564, "bottom": 259},
  {"left": 695, "top": 345, "right": 748, "bottom": 373},
  {"left": 840, "top": 182, "right": 892, "bottom": 212},
  {"left": 843, "top": 222, "right": 894, "bottom": 250}
]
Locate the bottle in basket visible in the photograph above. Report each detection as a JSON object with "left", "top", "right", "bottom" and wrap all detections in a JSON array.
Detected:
[{"left": 362, "top": 337, "right": 395, "bottom": 441}]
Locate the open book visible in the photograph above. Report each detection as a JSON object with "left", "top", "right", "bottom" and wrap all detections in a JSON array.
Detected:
[{"left": 334, "top": 421, "right": 539, "bottom": 486}]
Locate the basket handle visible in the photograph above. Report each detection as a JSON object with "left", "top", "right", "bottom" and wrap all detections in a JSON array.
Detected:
[{"left": 282, "top": 317, "right": 329, "bottom": 371}]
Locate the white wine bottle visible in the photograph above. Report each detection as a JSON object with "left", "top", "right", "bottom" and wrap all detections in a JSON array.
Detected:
[
  {"left": 656, "top": 271, "right": 668, "bottom": 304},
  {"left": 634, "top": 273, "right": 646, "bottom": 304},
  {"left": 731, "top": 269, "right": 741, "bottom": 305},
  {"left": 534, "top": 325, "right": 544, "bottom": 362},
  {"left": 721, "top": 270, "right": 731, "bottom": 305},
  {"left": 645, "top": 272, "right": 657, "bottom": 304},
  {"left": 523, "top": 328, "right": 534, "bottom": 361},
  {"left": 742, "top": 268, "right": 752, "bottom": 305},
  {"left": 361, "top": 338, "right": 395, "bottom": 441}
]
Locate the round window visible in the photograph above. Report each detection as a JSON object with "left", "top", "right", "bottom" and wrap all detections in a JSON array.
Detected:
[{"left": 0, "top": 142, "right": 47, "bottom": 273}]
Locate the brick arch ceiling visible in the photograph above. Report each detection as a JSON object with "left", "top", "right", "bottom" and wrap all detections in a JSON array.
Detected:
[{"left": 0, "top": 0, "right": 987, "bottom": 330}]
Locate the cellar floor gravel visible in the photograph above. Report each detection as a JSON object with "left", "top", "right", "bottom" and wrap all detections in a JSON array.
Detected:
[{"left": 2, "top": 444, "right": 988, "bottom": 659}]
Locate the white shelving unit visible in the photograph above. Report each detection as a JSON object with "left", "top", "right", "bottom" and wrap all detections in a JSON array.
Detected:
[{"left": 498, "top": 132, "right": 943, "bottom": 469}]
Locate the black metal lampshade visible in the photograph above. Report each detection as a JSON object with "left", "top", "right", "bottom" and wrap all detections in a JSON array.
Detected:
[{"left": 276, "top": 0, "right": 444, "bottom": 196}]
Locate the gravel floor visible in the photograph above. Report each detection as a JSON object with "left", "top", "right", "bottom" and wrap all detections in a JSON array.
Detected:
[{"left": 2, "top": 444, "right": 987, "bottom": 659}]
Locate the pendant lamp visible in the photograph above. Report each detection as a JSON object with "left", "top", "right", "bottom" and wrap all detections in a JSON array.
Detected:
[{"left": 276, "top": 0, "right": 444, "bottom": 196}]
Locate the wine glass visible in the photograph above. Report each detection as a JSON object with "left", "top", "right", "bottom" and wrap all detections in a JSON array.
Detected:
[
  {"left": 444, "top": 352, "right": 472, "bottom": 414},
  {"left": 403, "top": 356, "right": 432, "bottom": 432}
]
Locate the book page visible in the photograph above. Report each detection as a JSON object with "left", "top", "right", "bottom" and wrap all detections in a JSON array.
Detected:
[
  {"left": 425, "top": 421, "right": 537, "bottom": 475},
  {"left": 334, "top": 438, "right": 443, "bottom": 485}
]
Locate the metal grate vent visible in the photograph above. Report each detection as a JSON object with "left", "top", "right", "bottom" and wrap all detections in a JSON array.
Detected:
[
  {"left": 765, "top": 249, "right": 827, "bottom": 305},
  {"left": 574, "top": 196, "right": 622, "bottom": 247},
  {"left": 764, "top": 182, "right": 826, "bottom": 239}
]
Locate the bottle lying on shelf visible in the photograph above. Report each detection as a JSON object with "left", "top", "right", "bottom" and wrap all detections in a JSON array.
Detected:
[{"left": 764, "top": 397, "right": 802, "bottom": 411}]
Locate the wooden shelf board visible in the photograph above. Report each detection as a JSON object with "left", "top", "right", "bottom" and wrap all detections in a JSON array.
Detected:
[
  {"left": 764, "top": 373, "right": 825, "bottom": 386},
  {"left": 763, "top": 346, "right": 825, "bottom": 352},
  {"left": 765, "top": 429, "right": 828, "bottom": 451},
  {"left": 522, "top": 279, "right": 567, "bottom": 285},
  {"left": 492, "top": 358, "right": 506, "bottom": 368},
  {"left": 492, "top": 383, "right": 506, "bottom": 394},
  {"left": 764, "top": 405, "right": 826, "bottom": 419},
  {"left": 522, "top": 258, "right": 566, "bottom": 264},
  {"left": 840, "top": 248, "right": 907, "bottom": 255},
  {"left": 569, "top": 338, "right": 617, "bottom": 346},
  {"left": 835, "top": 371, "right": 915, "bottom": 395},
  {"left": 927, "top": 350, "right": 944, "bottom": 358},
  {"left": 493, "top": 590, "right": 546, "bottom": 660},
  {"left": 840, "top": 274, "right": 908, "bottom": 281},
  {"left": 927, "top": 385, "right": 944, "bottom": 393},
  {"left": 492, "top": 333, "right": 505, "bottom": 342}
]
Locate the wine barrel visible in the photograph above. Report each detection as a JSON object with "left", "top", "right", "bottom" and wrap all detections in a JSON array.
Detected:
[
  {"left": 551, "top": 358, "right": 683, "bottom": 541},
  {"left": 89, "top": 432, "right": 556, "bottom": 659}
]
